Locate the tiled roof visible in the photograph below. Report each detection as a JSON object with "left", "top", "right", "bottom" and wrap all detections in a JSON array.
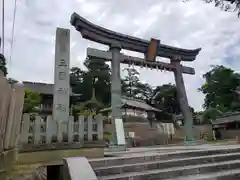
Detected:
[
  {"left": 101, "top": 97, "right": 161, "bottom": 112},
  {"left": 23, "top": 81, "right": 74, "bottom": 95},
  {"left": 212, "top": 112, "right": 240, "bottom": 125},
  {"left": 122, "top": 97, "right": 161, "bottom": 112}
]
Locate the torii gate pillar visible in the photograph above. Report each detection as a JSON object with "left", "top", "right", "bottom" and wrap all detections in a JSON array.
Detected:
[
  {"left": 171, "top": 58, "right": 195, "bottom": 144},
  {"left": 110, "top": 43, "right": 126, "bottom": 146}
]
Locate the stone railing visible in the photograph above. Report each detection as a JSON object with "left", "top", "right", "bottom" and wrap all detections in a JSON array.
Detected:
[
  {"left": 19, "top": 114, "right": 104, "bottom": 152},
  {"left": 0, "top": 71, "right": 25, "bottom": 179}
]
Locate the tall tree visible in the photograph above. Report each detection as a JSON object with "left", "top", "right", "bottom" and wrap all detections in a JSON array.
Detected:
[
  {"left": 152, "top": 84, "right": 181, "bottom": 115},
  {"left": 202, "top": 107, "right": 222, "bottom": 123},
  {"left": 0, "top": 53, "right": 7, "bottom": 76},
  {"left": 84, "top": 57, "right": 111, "bottom": 105},
  {"left": 23, "top": 88, "right": 42, "bottom": 113},
  {"left": 122, "top": 67, "right": 140, "bottom": 98},
  {"left": 122, "top": 67, "right": 153, "bottom": 100},
  {"left": 70, "top": 57, "right": 111, "bottom": 107},
  {"left": 199, "top": 65, "right": 240, "bottom": 111}
]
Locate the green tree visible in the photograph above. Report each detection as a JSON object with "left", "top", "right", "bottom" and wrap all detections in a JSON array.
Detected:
[
  {"left": 23, "top": 88, "right": 42, "bottom": 113},
  {"left": 0, "top": 53, "right": 7, "bottom": 76},
  {"left": 203, "top": 108, "right": 222, "bottom": 124},
  {"left": 122, "top": 67, "right": 140, "bottom": 98},
  {"left": 70, "top": 57, "right": 111, "bottom": 107},
  {"left": 122, "top": 67, "right": 153, "bottom": 100},
  {"left": 151, "top": 84, "right": 196, "bottom": 122},
  {"left": 152, "top": 84, "right": 181, "bottom": 115},
  {"left": 199, "top": 65, "right": 240, "bottom": 111},
  {"left": 84, "top": 58, "right": 111, "bottom": 105}
]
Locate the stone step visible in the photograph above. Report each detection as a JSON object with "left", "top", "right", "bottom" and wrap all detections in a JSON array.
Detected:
[
  {"left": 98, "top": 159, "right": 240, "bottom": 180},
  {"left": 90, "top": 147, "right": 240, "bottom": 168},
  {"left": 167, "top": 169, "right": 240, "bottom": 180},
  {"left": 94, "top": 152, "right": 240, "bottom": 177}
]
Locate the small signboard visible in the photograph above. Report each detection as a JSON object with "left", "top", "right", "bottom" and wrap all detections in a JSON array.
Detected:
[{"left": 145, "top": 38, "right": 160, "bottom": 61}]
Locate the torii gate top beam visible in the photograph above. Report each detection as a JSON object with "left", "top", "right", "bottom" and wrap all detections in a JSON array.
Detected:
[{"left": 70, "top": 13, "right": 201, "bottom": 62}]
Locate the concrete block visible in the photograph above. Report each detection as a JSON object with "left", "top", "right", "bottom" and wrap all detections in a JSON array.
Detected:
[{"left": 63, "top": 157, "right": 98, "bottom": 180}]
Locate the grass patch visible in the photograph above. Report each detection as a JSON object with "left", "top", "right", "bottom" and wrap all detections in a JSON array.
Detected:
[{"left": 17, "top": 148, "right": 104, "bottom": 165}]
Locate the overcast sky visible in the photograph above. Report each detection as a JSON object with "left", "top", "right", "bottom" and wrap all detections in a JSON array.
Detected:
[{"left": 2, "top": 0, "right": 240, "bottom": 111}]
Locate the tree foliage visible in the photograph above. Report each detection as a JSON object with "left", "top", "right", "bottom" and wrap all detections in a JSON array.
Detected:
[
  {"left": 202, "top": 108, "right": 222, "bottom": 123},
  {"left": 0, "top": 53, "right": 7, "bottom": 76},
  {"left": 70, "top": 59, "right": 189, "bottom": 122},
  {"left": 70, "top": 58, "right": 111, "bottom": 105},
  {"left": 185, "top": 0, "right": 240, "bottom": 16},
  {"left": 23, "top": 88, "right": 42, "bottom": 113},
  {"left": 152, "top": 84, "right": 181, "bottom": 115},
  {"left": 205, "top": 0, "right": 240, "bottom": 16},
  {"left": 199, "top": 65, "right": 240, "bottom": 112},
  {"left": 122, "top": 67, "right": 153, "bottom": 101}
]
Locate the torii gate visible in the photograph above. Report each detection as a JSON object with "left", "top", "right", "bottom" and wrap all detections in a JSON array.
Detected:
[{"left": 70, "top": 12, "right": 201, "bottom": 146}]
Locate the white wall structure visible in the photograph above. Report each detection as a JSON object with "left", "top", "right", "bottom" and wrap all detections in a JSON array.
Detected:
[
  {"left": 157, "top": 123, "right": 175, "bottom": 135},
  {"left": 123, "top": 108, "right": 148, "bottom": 118},
  {"left": 20, "top": 114, "right": 103, "bottom": 144}
]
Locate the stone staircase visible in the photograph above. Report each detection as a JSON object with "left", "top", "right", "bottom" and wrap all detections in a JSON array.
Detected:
[{"left": 86, "top": 147, "right": 240, "bottom": 180}]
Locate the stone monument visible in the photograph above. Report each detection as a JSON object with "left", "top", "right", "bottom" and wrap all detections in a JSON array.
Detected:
[
  {"left": 70, "top": 13, "right": 201, "bottom": 145},
  {"left": 53, "top": 28, "right": 70, "bottom": 141}
]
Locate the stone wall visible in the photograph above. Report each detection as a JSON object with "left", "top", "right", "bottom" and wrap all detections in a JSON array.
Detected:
[
  {"left": 124, "top": 122, "right": 169, "bottom": 146},
  {"left": 219, "top": 129, "right": 240, "bottom": 139},
  {"left": 175, "top": 124, "right": 213, "bottom": 140}
]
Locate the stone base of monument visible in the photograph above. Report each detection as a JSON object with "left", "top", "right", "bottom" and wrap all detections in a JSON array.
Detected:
[
  {"left": 184, "top": 136, "right": 197, "bottom": 146},
  {"left": 184, "top": 140, "right": 196, "bottom": 146}
]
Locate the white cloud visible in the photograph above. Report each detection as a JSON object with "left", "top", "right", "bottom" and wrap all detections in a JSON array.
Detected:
[{"left": 2, "top": 0, "right": 240, "bottom": 111}]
